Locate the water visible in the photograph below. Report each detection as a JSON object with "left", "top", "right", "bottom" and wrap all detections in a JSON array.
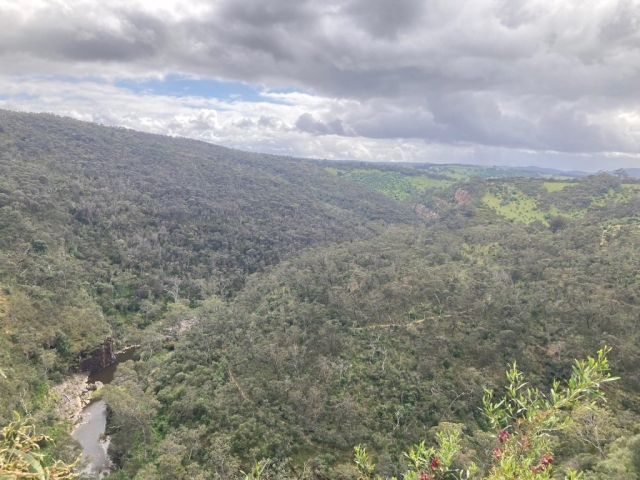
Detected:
[
  {"left": 71, "top": 400, "right": 111, "bottom": 477},
  {"left": 88, "top": 347, "right": 137, "bottom": 385},
  {"left": 72, "top": 347, "right": 137, "bottom": 478}
]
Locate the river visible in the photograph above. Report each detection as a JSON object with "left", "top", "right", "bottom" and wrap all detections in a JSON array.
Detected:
[{"left": 71, "top": 347, "right": 137, "bottom": 478}]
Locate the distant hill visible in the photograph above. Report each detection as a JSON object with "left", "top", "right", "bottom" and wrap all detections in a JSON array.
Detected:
[
  {"left": 315, "top": 160, "right": 597, "bottom": 202},
  {"left": 509, "top": 165, "right": 589, "bottom": 177},
  {"left": 315, "top": 160, "right": 591, "bottom": 179}
]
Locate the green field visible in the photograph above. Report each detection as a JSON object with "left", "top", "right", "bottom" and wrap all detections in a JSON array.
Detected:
[
  {"left": 484, "top": 180, "right": 640, "bottom": 225},
  {"left": 592, "top": 186, "right": 640, "bottom": 206},
  {"left": 429, "top": 165, "right": 565, "bottom": 181},
  {"left": 483, "top": 189, "right": 560, "bottom": 224},
  {"left": 542, "top": 182, "right": 574, "bottom": 192},
  {"left": 326, "top": 168, "right": 452, "bottom": 200},
  {"left": 325, "top": 163, "right": 585, "bottom": 202}
]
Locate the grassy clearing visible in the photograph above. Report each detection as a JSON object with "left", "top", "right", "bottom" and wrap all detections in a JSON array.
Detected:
[
  {"left": 485, "top": 180, "right": 640, "bottom": 225},
  {"left": 430, "top": 165, "right": 563, "bottom": 181},
  {"left": 543, "top": 182, "right": 574, "bottom": 192},
  {"left": 592, "top": 187, "right": 640, "bottom": 206},
  {"left": 407, "top": 176, "right": 453, "bottom": 191},
  {"left": 327, "top": 168, "right": 452, "bottom": 201},
  {"left": 483, "top": 189, "right": 560, "bottom": 224},
  {"left": 429, "top": 165, "right": 475, "bottom": 180}
]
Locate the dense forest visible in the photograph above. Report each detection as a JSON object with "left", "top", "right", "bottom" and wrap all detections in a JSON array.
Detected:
[{"left": 0, "top": 110, "right": 639, "bottom": 479}]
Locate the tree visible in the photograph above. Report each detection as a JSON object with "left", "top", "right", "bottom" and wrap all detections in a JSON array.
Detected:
[
  {"left": 613, "top": 168, "right": 629, "bottom": 180},
  {"left": 549, "top": 216, "right": 569, "bottom": 233}
]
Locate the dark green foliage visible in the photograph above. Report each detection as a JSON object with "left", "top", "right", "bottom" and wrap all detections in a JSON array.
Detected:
[
  {"left": 0, "top": 109, "right": 414, "bottom": 423},
  {"left": 110, "top": 210, "right": 640, "bottom": 477}
]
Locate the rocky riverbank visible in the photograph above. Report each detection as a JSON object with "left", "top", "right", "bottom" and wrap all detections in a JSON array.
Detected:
[
  {"left": 51, "top": 373, "right": 104, "bottom": 425},
  {"left": 51, "top": 343, "right": 139, "bottom": 427}
]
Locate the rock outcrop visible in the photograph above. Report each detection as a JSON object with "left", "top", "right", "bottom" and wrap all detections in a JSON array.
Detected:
[
  {"left": 78, "top": 337, "right": 115, "bottom": 373},
  {"left": 455, "top": 188, "right": 471, "bottom": 205},
  {"left": 413, "top": 204, "right": 439, "bottom": 220},
  {"left": 51, "top": 373, "right": 93, "bottom": 424}
]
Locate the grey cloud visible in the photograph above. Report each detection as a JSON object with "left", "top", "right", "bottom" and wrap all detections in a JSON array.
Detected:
[
  {"left": 235, "top": 115, "right": 286, "bottom": 130},
  {"left": 0, "top": 7, "right": 167, "bottom": 62},
  {"left": 345, "top": 0, "right": 426, "bottom": 39},
  {"left": 1, "top": 0, "right": 640, "bottom": 158},
  {"left": 296, "top": 113, "right": 353, "bottom": 136},
  {"left": 218, "top": 0, "right": 317, "bottom": 28},
  {"left": 258, "top": 115, "right": 284, "bottom": 129}
]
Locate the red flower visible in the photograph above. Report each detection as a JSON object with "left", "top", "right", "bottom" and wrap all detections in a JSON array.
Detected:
[
  {"left": 540, "top": 454, "right": 554, "bottom": 466},
  {"left": 430, "top": 456, "right": 441, "bottom": 470},
  {"left": 493, "top": 447, "right": 504, "bottom": 461},
  {"left": 498, "top": 430, "right": 511, "bottom": 444},
  {"left": 419, "top": 472, "right": 431, "bottom": 480},
  {"left": 531, "top": 454, "right": 554, "bottom": 473}
]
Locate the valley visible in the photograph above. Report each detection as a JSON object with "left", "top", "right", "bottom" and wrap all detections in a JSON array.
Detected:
[{"left": 0, "top": 111, "right": 639, "bottom": 479}]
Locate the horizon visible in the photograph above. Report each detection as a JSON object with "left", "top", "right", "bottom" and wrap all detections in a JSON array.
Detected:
[{"left": 0, "top": 106, "right": 632, "bottom": 175}]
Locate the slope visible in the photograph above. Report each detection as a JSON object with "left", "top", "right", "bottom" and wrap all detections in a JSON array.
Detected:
[
  {"left": 0, "top": 109, "right": 415, "bottom": 419},
  {"left": 109, "top": 179, "right": 640, "bottom": 478}
]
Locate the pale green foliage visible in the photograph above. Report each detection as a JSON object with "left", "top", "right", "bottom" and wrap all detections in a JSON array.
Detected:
[
  {"left": 355, "top": 427, "right": 476, "bottom": 480},
  {"left": 566, "top": 405, "right": 619, "bottom": 458},
  {"left": 241, "top": 459, "right": 270, "bottom": 480},
  {"left": 482, "top": 347, "right": 617, "bottom": 480},
  {"left": 241, "top": 459, "right": 314, "bottom": 480},
  {"left": 354, "top": 445, "right": 376, "bottom": 477},
  {"left": 352, "top": 348, "right": 616, "bottom": 480},
  {"left": 0, "top": 413, "right": 77, "bottom": 480},
  {"left": 583, "top": 433, "right": 640, "bottom": 479},
  {"left": 403, "top": 429, "right": 476, "bottom": 480}
]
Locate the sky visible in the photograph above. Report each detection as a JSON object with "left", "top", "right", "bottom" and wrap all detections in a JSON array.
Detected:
[{"left": 1, "top": 0, "right": 640, "bottom": 171}]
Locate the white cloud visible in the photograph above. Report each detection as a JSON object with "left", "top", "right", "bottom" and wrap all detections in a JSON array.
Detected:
[{"left": 1, "top": 0, "right": 640, "bottom": 170}]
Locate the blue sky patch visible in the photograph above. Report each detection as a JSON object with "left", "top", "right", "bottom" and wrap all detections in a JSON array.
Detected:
[
  {"left": 114, "top": 75, "right": 288, "bottom": 103},
  {"left": 12, "top": 93, "right": 39, "bottom": 101}
]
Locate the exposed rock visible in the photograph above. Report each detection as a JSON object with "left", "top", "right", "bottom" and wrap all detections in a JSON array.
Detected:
[
  {"left": 87, "top": 381, "right": 104, "bottom": 391},
  {"left": 413, "top": 204, "right": 439, "bottom": 220},
  {"left": 455, "top": 188, "right": 471, "bottom": 205},
  {"left": 51, "top": 373, "right": 93, "bottom": 425},
  {"left": 78, "top": 337, "right": 115, "bottom": 373},
  {"left": 165, "top": 318, "right": 198, "bottom": 340}
]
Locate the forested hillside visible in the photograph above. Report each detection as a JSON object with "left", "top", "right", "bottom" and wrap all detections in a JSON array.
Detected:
[
  {"left": 1, "top": 110, "right": 639, "bottom": 480},
  {"left": 0, "top": 109, "right": 414, "bottom": 421}
]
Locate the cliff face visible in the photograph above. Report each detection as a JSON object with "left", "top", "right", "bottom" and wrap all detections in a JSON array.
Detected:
[{"left": 78, "top": 337, "right": 115, "bottom": 373}]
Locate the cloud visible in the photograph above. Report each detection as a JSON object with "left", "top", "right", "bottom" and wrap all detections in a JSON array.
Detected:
[
  {"left": 0, "top": 0, "right": 639, "bottom": 168},
  {"left": 295, "top": 113, "right": 353, "bottom": 136}
]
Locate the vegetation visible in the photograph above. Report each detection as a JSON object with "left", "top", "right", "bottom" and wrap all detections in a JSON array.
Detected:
[
  {"left": 0, "top": 109, "right": 413, "bottom": 423},
  {"left": 321, "top": 164, "right": 577, "bottom": 203},
  {"left": 0, "top": 110, "right": 639, "bottom": 479},
  {"left": 239, "top": 348, "right": 619, "bottom": 480},
  {"left": 325, "top": 168, "right": 452, "bottom": 201},
  {"left": 476, "top": 176, "right": 640, "bottom": 225},
  {"left": 0, "top": 413, "right": 77, "bottom": 479}
]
